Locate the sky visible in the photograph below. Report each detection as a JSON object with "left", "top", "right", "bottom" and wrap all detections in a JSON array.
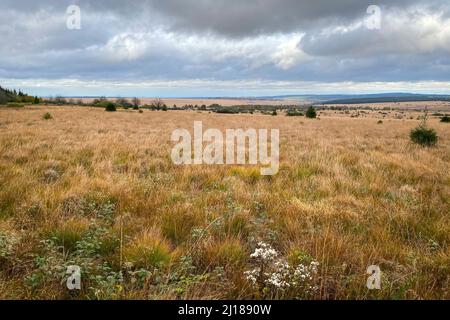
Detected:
[{"left": 1, "top": 0, "right": 450, "bottom": 97}]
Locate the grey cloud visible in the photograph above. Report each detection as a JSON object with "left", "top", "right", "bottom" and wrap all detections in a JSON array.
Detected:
[
  {"left": 146, "top": 0, "right": 422, "bottom": 37},
  {"left": 1, "top": 0, "right": 436, "bottom": 37},
  {"left": 0, "top": 0, "right": 450, "bottom": 95}
]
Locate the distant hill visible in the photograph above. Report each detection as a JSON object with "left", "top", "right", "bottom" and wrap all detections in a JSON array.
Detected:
[
  {"left": 321, "top": 94, "right": 450, "bottom": 105},
  {"left": 260, "top": 93, "right": 450, "bottom": 104}
]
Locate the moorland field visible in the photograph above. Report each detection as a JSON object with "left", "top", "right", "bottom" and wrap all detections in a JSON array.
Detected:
[{"left": 0, "top": 104, "right": 449, "bottom": 299}]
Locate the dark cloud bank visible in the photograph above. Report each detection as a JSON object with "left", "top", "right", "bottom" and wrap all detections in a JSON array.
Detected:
[{"left": 1, "top": 0, "right": 449, "bottom": 96}]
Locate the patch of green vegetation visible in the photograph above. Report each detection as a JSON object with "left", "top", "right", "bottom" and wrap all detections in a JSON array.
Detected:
[
  {"left": 286, "top": 110, "right": 304, "bottom": 117},
  {"left": 305, "top": 106, "right": 317, "bottom": 119},
  {"left": 102, "top": 102, "right": 117, "bottom": 112},
  {"left": 410, "top": 126, "right": 438, "bottom": 147},
  {"left": 6, "top": 102, "right": 24, "bottom": 108},
  {"left": 42, "top": 112, "right": 53, "bottom": 120}
]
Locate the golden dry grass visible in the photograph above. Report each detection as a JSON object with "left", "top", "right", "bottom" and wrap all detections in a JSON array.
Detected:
[{"left": 0, "top": 105, "right": 449, "bottom": 299}]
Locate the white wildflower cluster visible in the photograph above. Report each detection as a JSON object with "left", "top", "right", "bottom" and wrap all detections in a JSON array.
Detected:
[
  {"left": 293, "top": 261, "right": 319, "bottom": 281},
  {"left": 266, "top": 260, "right": 291, "bottom": 289},
  {"left": 243, "top": 268, "right": 260, "bottom": 285},
  {"left": 250, "top": 241, "right": 279, "bottom": 261},
  {"left": 292, "top": 261, "right": 320, "bottom": 293},
  {"left": 244, "top": 242, "right": 319, "bottom": 293}
]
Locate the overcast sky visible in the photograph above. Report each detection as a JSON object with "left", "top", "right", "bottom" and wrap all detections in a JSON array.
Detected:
[{"left": 1, "top": 0, "right": 450, "bottom": 97}]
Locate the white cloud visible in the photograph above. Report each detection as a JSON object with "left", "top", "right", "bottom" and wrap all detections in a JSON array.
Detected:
[
  {"left": 101, "top": 33, "right": 149, "bottom": 61},
  {"left": 86, "top": 30, "right": 310, "bottom": 70},
  {"left": 271, "top": 35, "right": 309, "bottom": 69}
]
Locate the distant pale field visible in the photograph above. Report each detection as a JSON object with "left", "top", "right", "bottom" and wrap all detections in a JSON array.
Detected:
[
  {"left": 325, "top": 100, "right": 450, "bottom": 111},
  {"left": 77, "top": 97, "right": 302, "bottom": 106},
  {"left": 73, "top": 98, "right": 450, "bottom": 110},
  {"left": 0, "top": 105, "right": 449, "bottom": 299}
]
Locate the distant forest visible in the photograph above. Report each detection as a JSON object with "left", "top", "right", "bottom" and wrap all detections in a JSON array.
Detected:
[{"left": 0, "top": 86, "right": 38, "bottom": 104}]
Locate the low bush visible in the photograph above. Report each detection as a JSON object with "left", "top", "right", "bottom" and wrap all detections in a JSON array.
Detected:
[
  {"left": 93, "top": 100, "right": 117, "bottom": 112},
  {"left": 410, "top": 126, "right": 438, "bottom": 147},
  {"left": 305, "top": 106, "right": 317, "bottom": 119},
  {"left": 42, "top": 112, "right": 53, "bottom": 120},
  {"left": 215, "top": 108, "right": 239, "bottom": 114},
  {"left": 102, "top": 102, "right": 117, "bottom": 112},
  {"left": 441, "top": 116, "right": 450, "bottom": 123}
]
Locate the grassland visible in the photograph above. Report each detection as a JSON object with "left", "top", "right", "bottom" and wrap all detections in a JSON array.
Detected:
[{"left": 0, "top": 105, "right": 449, "bottom": 299}]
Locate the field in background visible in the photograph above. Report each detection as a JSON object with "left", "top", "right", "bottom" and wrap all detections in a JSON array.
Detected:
[
  {"left": 0, "top": 105, "right": 449, "bottom": 299},
  {"left": 78, "top": 97, "right": 305, "bottom": 107},
  {"left": 323, "top": 101, "right": 450, "bottom": 112},
  {"left": 74, "top": 98, "right": 450, "bottom": 110}
]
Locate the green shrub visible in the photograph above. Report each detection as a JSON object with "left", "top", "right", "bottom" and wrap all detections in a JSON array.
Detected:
[
  {"left": 215, "top": 108, "right": 238, "bottom": 114},
  {"left": 286, "top": 110, "right": 303, "bottom": 117},
  {"left": 103, "top": 102, "right": 117, "bottom": 112},
  {"left": 115, "top": 98, "right": 132, "bottom": 109},
  {"left": 305, "top": 106, "right": 317, "bottom": 119},
  {"left": 441, "top": 116, "right": 450, "bottom": 123},
  {"left": 272, "top": 110, "right": 278, "bottom": 116},
  {"left": 94, "top": 100, "right": 117, "bottom": 112},
  {"left": 410, "top": 126, "right": 438, "bottom": 147},
  {"left": 6, "top": 102, "right": 24, "bottom": 108},
  {"left": 42, "top": 112, "right": 53, "bottom": 120}
]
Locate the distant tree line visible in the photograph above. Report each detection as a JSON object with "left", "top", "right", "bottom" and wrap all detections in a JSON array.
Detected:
[{"left": 0, "top": 86, "right": 40, "bottom": 105}]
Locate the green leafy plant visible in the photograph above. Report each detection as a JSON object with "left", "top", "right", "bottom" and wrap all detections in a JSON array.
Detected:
[{"left": 95, "top": 101, "right": 117, "bottom": 112}]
